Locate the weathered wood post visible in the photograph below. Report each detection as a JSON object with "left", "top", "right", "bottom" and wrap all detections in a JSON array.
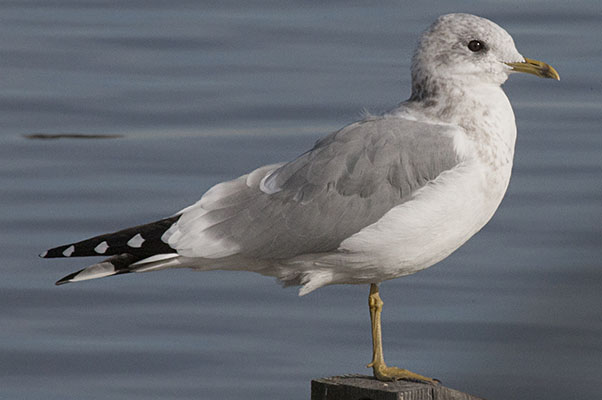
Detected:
[{"left": 311, "top": 375, "right": 484, "bottom": 400}]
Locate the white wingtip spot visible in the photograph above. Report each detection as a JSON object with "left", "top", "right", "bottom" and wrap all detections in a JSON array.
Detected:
[
  {"left": 62, "top": 245, "right": 75, "bottom": 257},
  {"left": 39, "top": 250, "right": 48, "bottom": 258},
  {"left": 127, "top": 233, "right": 145, "bottom": 248},
  {"left": 94, "top": 241, "right": 109, "bottom": 254}
]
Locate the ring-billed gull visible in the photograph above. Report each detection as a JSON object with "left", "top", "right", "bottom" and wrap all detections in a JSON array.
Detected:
[{"left": 41, "top": 13, "right": 558, "bottom": 383}]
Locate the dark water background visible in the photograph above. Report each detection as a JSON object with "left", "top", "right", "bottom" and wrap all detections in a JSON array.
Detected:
[{"left": 1, "top": 1, "right": 601, "bottom": 399}]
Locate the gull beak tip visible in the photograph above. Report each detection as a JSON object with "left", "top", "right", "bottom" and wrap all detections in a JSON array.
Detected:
[{"left": 506, "top": 57, "right": 560, "bottom": 81}]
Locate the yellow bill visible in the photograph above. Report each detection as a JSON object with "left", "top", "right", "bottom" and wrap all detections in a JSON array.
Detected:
[{"left": 505, "top": 57, "right": 560, "bottom": 80}]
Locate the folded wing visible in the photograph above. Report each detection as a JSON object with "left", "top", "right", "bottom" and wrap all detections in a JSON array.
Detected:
[{"left": 165, "top": 116, "right": 462, "bottom": 260}]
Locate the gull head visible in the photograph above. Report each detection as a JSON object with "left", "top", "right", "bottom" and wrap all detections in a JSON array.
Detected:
[{"left": 410, "top": 13, "right": 559, "bottom": 99}]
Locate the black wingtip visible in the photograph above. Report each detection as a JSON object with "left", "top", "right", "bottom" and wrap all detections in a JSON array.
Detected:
[
  {"left": 39, "top": 215, "right": 180, "bottom": 260},
  {"left": 41, "top": 245, "right": 75, "bottom": 259},
  {"left": 55, "top": 271, "right": 79, "bottom": 286}
]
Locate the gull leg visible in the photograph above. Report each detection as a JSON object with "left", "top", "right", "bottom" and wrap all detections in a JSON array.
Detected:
[{"left": 366, "top": 283, "right": 437, "bottom": 384}]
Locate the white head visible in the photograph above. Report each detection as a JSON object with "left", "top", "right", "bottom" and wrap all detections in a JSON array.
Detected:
[{"left": 410, "top": 14, "right": 558, "bottom": 100}]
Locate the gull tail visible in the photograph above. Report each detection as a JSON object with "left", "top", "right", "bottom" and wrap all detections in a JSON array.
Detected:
[
  {"left": 55, "top": 254, "right": 138, "bottom": 285},
  {"left": 41, "top": 215, "right": 182, "bottom": 285},
  {"left": 54, "top": 253, "right": 181, "bottom": 285}
]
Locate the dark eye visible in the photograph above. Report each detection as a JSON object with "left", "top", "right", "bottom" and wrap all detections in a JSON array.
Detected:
[{"left": 467, "top": 40, "right": 484, "bottom": 52}]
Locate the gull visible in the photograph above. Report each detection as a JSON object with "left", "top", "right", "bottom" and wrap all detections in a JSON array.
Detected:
[{"left": 41, "top": 13, "right": 558, "bottom": 383}]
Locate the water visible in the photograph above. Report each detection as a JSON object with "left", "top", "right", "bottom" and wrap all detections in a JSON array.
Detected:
[{"left": 1, "top": 1, "right": 601, "bottom": 399}]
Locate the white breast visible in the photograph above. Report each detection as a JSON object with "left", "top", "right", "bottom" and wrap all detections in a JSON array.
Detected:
[{"left": 335, "top": 104, "right": 515, "bottom": 283}]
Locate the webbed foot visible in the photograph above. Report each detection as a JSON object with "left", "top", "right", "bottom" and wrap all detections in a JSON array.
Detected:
[{"left": 367, "top": 359, "right": 438, "bottom": 384}]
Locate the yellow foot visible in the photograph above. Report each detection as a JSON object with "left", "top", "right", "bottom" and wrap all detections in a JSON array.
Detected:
[{"left": 367, "top": 361, "right": 439, "bottom": 384}]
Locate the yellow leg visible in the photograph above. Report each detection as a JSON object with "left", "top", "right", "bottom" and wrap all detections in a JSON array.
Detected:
[{"left": 367, "top": 283, "right": 438, "bottom": 384}]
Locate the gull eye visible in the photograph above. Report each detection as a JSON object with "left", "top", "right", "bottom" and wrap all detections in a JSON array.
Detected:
[{"left": 467, "top": 40, "right": 485, "bottom": 52}]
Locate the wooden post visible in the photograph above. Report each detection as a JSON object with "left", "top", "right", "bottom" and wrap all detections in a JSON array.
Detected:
[{"left": 311, "top": 375, "right": 484, "bottom": 400}]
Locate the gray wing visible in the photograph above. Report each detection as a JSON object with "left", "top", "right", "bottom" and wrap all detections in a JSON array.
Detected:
[{"left": 165, "top": 116, "right": 461, "bottom": 259}]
